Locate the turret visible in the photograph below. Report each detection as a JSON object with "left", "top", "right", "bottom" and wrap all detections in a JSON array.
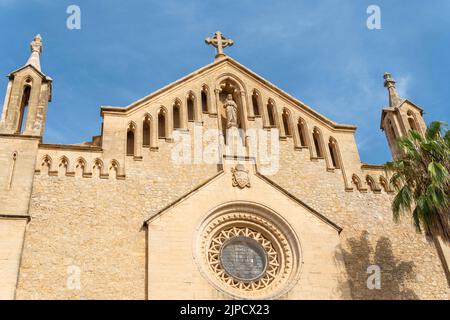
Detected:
[
  {"left": 380, "top": 72, "right": 426, "bottom": 160},
  {"left": 0, "top": 34, "right": 52, "bottom": 137}
]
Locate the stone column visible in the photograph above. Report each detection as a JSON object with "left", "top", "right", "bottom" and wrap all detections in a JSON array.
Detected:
[
  {"left": 247, "top": 91, "right": 255, "bottom": 119},
  {"left": 181, "top": 102, "right": 188, "bottom": 130},
  {"left": 239, "top": 91, "right": 248, "bottom": 131},
  {"left": 135, "top": 120, "right": 143, "bottom": 160},
  {"left": 192, "top": 92, "right": 201, "bottom": 124},
  {"left": 0, "top": 80, "right": 12, "bottom": 124},
  {"left": 166, "top": 108, "right": 173, "bottom": 142},
  {"left": 292, "top": 120, "right": 301, "bottom": 149},
  {"left": 261, "top": 94, "right": 270, "bottom": 128},
  {"left": 150, "top": 114, "right": 158, "bottom": 150},
  {"left": 211, "top": 88, "right": 220, "bottom": 116}
]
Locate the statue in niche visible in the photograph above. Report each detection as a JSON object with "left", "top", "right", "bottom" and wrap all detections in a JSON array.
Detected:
[{"left": 224, "top": 94, "right": 238, "bottom": 128}]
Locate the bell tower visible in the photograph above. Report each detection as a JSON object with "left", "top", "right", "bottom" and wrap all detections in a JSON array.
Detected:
[
  {"left": 0, "top": 35, "right": 52, "bottom": 299},
  {"left": 0, "top": 34, "right": 52, "bottom": 136},
  {"left": 380, "top": 72, "right": 426, "bottom": 160}
]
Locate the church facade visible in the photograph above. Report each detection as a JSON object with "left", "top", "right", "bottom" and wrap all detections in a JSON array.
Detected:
[{"left": 0, "top": 33, "right": 449, "bottom": 300}]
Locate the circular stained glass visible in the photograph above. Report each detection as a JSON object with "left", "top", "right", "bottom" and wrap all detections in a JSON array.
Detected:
[{"left": 219, "top": 236, "right": 268, "bottom": 281}]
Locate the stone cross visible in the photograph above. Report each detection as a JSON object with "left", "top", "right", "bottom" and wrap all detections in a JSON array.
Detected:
[{"left": 205, "top": 31, "right": 234, "bottom": 59}]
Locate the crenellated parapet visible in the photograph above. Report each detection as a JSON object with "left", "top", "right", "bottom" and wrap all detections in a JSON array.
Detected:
[
  {"left": 35, "top": 144, "right": 125, "bottom": 180},
  {"left": 350, "top": 163, "right": 394, "bottom": 194}
]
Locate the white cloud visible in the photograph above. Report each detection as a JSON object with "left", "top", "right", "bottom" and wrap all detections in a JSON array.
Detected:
[{"left": 396, "top": 74, "right": 411, "bottom": 98}]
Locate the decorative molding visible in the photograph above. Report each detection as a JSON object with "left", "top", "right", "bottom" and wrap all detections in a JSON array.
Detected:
[
  {"left": 207, "top": 226, "right": 279, "bottom": 291},
  {"left": 198, "top": 210, "right": 299, "bottom": 299}
]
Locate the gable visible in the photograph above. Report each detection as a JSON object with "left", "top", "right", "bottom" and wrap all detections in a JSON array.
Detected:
[
  {"left": 143, "top": 157, "right": 347, "bottom": 299},
  {"left": 144, "top": 158, "right": 342, "bottom": 233},
  {"left": 380, "top": 99, "right": 424, "bottom": 129},
  {"left": 101, "top": 57, "right": 356, "bottom": 132},
  {"left": 8, "top": 64, "right": 49, "bottom": 80}
]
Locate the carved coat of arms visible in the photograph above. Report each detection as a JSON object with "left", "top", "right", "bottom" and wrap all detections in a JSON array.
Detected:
[{"left": 231, "top": 164, "right": 250, "bottom": 189}]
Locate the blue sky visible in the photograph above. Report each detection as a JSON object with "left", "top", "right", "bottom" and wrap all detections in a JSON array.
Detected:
[{"left": 0, "top": 0, "right": 449, "bottom": 164}]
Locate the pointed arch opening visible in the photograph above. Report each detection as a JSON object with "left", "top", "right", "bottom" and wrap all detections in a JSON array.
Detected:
[
  {"left": 58, "top": 156, "right": 69, "bottom": 177},
  {"left": 379, "top": 176, "right": 390, "bottom": 193},
  {"left": 352, "top": 174, "right": 363, "bottom": 191},
  {"left": 407, "top": 110, "right": 419, "bottom": 132},
  {"left": 40, "top": 155, "right": 52, "bottom": 175},
  {"left": 366, "top": 175, "right": 380, "bottom": 193},
  {"left": 297, "top": 118, "right": 308, "bottom": 147},
  {"left": 158, "top": 108, "right": 167, "bottom": 139},
  {"left": 143, "top": 115, "right": 151, "bottom": 147},
  {"left": 17, "top": 84, "right": 31, "bottom": 134},
  {"left": 251, "top": 90, "right": 261, "bottom": 116},
  {"left": 75, "top": 158, "right": 86, "bottom": 178},
  {"left": 312, "top": 127, "right": 324, "bottom": 158},
  {"left": 92, "top": 158, "right": 103, "bottom": 178},
  {"left": 328, "top": 137, "right": 341, "bottom": 169},
  {"left": 267, "top": 100, "right": 276, "bottom": 127},
  {"left": 109, "top": 160, "right": 119, "bottom": 179},
  {"left": 173, "top": 101, "right": 181, "bottom": 129},
  {"left": 282, "top": 108, "right": 292, "bottom": 136},
  {"left": 126, "top": 123, "right": 136, "bottom": 156},
  {"left": 187, "top": 93, "right": 195, "bottom": 121},
  {"left": 201, "top": 86, "right": 209, "bottom": 113}
]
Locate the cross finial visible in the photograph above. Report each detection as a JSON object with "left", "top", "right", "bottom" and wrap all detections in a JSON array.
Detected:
[
  {"left": 30, "top": 34, "right": 42, "bottom": 53},
  {"left": 383, "top": 72, "right": 402, "bottom": 108},
  {"left": 205, "top": 31, "right": 234, "bottom": 59},
  {"left": 26, "top": 34, "right": 43, "bottom": 71}
]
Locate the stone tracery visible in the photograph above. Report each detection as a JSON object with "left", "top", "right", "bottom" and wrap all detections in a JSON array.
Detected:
[{"left": 196, "top": 204, "right": 301, "bottom": 299}]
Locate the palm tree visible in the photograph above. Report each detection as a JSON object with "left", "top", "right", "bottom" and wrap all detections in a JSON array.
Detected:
[{"left": 386, "top": 121, "right": 450, "bottom": 243}]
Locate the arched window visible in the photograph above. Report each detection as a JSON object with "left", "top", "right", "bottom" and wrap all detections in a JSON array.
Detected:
[
  {"left": 328, "top": 137, "right": 340, "bottom": 169},
  {"left": 252, "top": 90, "right": 261, "bottom": 116},
  {"left": 18, "top": 85, "right": 31, "bottom": 133},
  {"left": 282, "top": 109, "right": 291, "bottom": 136},
  {"left": 126, "top": 123, "right": 135, "bottom": 156},
  {"left": 297, "top": 118, "right": 308, "bottom": 147},
  {"left": 312, "top": 127, "right": 323, "bottom": 158},
  {"left": 267, "top": 101, "right": 276, "bottom": 126},
  {"left": 143, "top": 116, "right": 151, "bottom": 147},
  {"left": 201, "top": 86, "right": 209, "bottom": 113},
  {"left": 158, "top": 109, "right": 166, "bottom": 138},
  {"left": 187, "top": 93, "right": 195, "bottom": 121},
  {"left": 173, "top": 102, "right": 181, "bottom": 129}
]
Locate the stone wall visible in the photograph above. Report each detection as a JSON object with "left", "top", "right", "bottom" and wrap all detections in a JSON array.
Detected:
[
  {"left": 15, "top": 121, "right": 218, "bottom": 299},
  {"left": 0, "top": 218, "right": 28, "bottom": 299},
  {"left": 268, "top": 138, "right": 450, "bottom": 299}
]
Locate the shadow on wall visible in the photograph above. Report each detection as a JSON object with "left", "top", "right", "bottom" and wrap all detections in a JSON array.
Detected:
[{"left": 338, "top": 231, "right": 419, "bottom": 300}]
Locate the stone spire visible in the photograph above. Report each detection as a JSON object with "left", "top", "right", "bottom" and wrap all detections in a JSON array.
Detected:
[
  {"left": 26, "top": 34, "right": 42, "bottom": 71},
  {"left": 383, "top": 72, "right": 402, "bottom": 108}
]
